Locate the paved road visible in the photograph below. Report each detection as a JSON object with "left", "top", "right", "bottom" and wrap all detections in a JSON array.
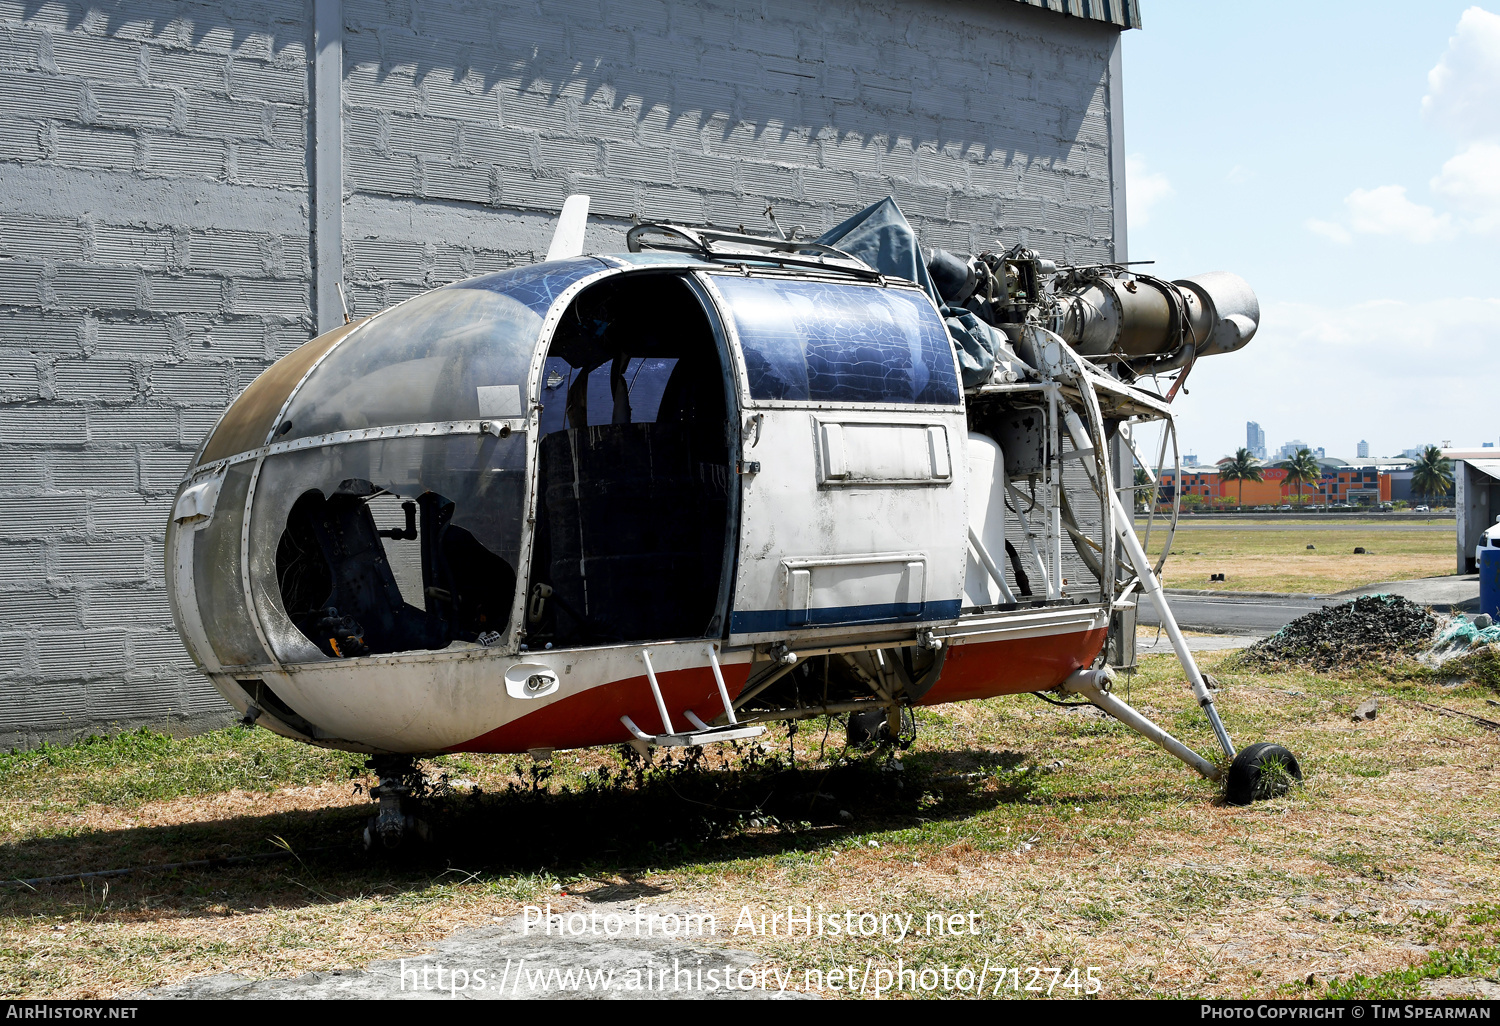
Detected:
[
  {"left": 1339, "top": 575, "right": 1480, "bottom": 609},
  {"left": 1137, "top": 592, "right": 1327, "bottom": 636},
  {"left": 1136, "top": 575, "right": 1480, "bottom": 636}
]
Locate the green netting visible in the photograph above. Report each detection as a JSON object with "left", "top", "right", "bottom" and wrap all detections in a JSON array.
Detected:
[{"left": 1431, "top": 613, "right": 1500, "bottom": 651}]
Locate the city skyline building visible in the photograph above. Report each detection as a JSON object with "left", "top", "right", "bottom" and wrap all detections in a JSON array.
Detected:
[
  {"left": 1358, "top": 439, "right": 1369, "bottom": 458},
  {"left": 1274, "top": 440, "right": 1324, "bottom": 461},
  {"left": 1247, "top": 421, "right": 1267, "bottom": 461}
]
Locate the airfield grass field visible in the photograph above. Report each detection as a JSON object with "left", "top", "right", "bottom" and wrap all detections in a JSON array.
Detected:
[
  {"left": 1136, "top": 519, "right": 1455, "bottom": 594},
  {"left": 2, "top": 648, "right": 1498, "bottom": 1000}
]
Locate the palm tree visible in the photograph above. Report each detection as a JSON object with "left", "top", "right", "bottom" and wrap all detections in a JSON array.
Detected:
[
  {"left": 1218, "top": 447, "right": 1264, "bottom": 508},
  {"left": 1279, "top": 448, "right": 1322, "bottom": 506},
  {"left": 1410, "top": 445, "right": 1454, "bottom": 504},
  {"left": 1133, "top": 467, "right": 1159, "bottom": 509}
]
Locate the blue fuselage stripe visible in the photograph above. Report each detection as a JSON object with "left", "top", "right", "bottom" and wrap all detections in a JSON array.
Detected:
[{"left": 730, "top": 599, "right": 961, "bottom": 635}]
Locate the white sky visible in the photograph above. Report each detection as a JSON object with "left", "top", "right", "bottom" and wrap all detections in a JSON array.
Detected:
[{"left": 1121, "top": 2, "right": 1500, "bottom": 461}]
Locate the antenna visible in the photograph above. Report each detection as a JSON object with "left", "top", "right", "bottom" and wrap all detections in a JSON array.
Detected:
[{"left": 545, "top": 195, "right": 591, "bottom": 261}]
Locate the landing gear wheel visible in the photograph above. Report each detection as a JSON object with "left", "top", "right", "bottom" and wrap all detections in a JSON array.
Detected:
[
  {"left": 847, "top": 708, "right": 886, "bottom": 747},
  {"left": 846, "top": 706, "right": 915, "bottom": 749},
  {"left": 361, "top": 755, "right": 432, "bottom": 852},
  {"left": 1225, "top": 742, "right": 1303, "bottom": 806},
  {"left": 361, "top": 811, "right": 431, "bottom": 852}
]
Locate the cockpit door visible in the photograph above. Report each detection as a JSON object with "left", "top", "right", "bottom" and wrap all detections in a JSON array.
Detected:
[
  {"left": 699, "top": 272, "right": 969, "bottom": 646},
  {"left": 524, "top": 270, "right": 738, "bottom": 648}
]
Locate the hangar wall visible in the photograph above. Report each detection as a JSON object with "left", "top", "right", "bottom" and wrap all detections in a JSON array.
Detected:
[{"left": 0, "top": 0, "right": 1130, "bottom": 749}]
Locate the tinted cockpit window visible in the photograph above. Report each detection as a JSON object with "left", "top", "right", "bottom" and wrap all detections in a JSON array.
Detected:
[
  {"left": 537, "top": 356, "right": 680, "bottom": 435},
  {"left": 712, "top": 276, "right": 959, "bottom": 405},
  {"left": 538, "top": 274, "right": 725, "bottom": 437}
]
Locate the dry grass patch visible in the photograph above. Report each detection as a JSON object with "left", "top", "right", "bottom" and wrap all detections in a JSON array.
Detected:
[
  {"left": 1140, "top": 527, "right": 1454, "bottom": 594},
  {"left": 3, "top": 648, "right": 1499, "bottom": 999}
]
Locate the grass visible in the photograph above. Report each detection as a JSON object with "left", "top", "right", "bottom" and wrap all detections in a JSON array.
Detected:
[
  {"left": 1317, "top": 946, "right": 1500, "bottom": 1000},
  {"left": 0, "top": 726, "right": 360, "bottom": 814},
  {"left": 3, "top": 647, "right": 1499, "bottom": 999},
  {"left": 1134, "top": 525, "right": 1454, "bottom": 594}
]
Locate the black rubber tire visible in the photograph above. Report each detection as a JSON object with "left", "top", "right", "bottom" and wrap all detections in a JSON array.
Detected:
[
  {"left": 846, "top": 707, "right": 915, "bottom": 749},
  {"left": 1225, "top": 742, "right": 1304, "bottom": 806},
  {"left": 846, "top": 708, "right": 889, "bottom": 748}
]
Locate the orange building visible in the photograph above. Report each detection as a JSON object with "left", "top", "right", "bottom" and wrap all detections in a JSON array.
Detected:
[{"left": 1155, "top": 465, "right": 1391, "bottom": 507}]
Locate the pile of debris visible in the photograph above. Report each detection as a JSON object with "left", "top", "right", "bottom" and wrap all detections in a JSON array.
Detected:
[
  {"left": 1242, "top": 594, "right": 1438, "bottom": 671},
  {"left": 1419, "top": 612, "right": 1500, "bottom": 688},
  {"left": 1426, "top": 612, "right": 1500, "bottom": 656}
]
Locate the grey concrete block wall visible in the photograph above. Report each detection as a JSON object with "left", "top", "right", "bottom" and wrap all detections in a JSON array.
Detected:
[
  {"left": 337, "top": 0, "right": 1120, "bottom": 317},
  {"left": 0, "top": 0, "right": 314, "bottom": 749},
  {"left": 0, "top": 0, "right": 1127, "bottom": 749}
]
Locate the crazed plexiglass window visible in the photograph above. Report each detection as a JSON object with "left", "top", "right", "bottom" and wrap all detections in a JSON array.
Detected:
[
  {"left": 197, "top": 259, "right": 607, "bottom": 665},
  {"left": 711, "top": 276, "right": 960, "bottom": 405},
  {"left": 279, "top": 257, "right": 604, "bottom": 439},
  {"left": 251, "top": 434, "right": 527, "bottom": 662}
]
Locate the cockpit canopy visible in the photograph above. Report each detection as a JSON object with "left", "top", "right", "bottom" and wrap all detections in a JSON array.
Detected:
[{"left": 173, "top": 253, "right": 960, "bottom": 672}]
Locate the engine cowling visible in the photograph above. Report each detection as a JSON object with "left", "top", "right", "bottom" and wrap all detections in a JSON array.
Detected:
[{"left": 1052, "top": 271, "right": 1259, "bottom": 362}]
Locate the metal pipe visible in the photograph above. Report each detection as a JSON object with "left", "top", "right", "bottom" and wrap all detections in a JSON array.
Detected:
[
  {"left": 1062, "top": 406, "right": 1098, "bottom": 489},
  {"left": 843, "top": 651, "right": 890, "bottom": 700},
  {"left": 1058, "top": 491, "right": 1104, "bottom": 583},
  {"left": 1047, "top": 383, "right": 1064, "bottom": 598},
  {"left": 1056, "top": 335, "right": 1114, "bottom": 595},
  {"left": 968, "top": 526, "right": 1018, "bottom": 605},
  {"left": 737, "top": 699, "right": 893, "bottom": 725},
  {"left": 1108, "top": 490, "right": 1235, "bottom": 760},
  {"left": 731, "top": 658, "right": 799, "bottom": 712},
  {"left": 1061, "top": 669, "right": 1221, "bottom": 780},
  {"left": 620, "top": 715, "right": 653, "bottom": 741},
  {"left": 639, "top": 649, "right": 673, "bottom": 735},
  {"left": 1139, "top": 418, "right": 1169, "bottom": 560},
  {"left": 706, "top": 644, "right": 738, "bottom": 724},
  {"left": 1151, "top": 416, "right": 1183, "bottom": 579},
  {"left": 1007, "top": 482, "right": 1052, "bottom": 599}
]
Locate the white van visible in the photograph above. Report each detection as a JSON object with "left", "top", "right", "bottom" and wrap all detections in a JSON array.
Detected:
[{"left": 1476, "top": 515, "right": 1500, "bottom": 568}]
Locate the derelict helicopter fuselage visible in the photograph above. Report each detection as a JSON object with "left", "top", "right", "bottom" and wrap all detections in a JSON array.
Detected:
[{"left": 167, "top": 199, "right": 1285, "bottom": 844}]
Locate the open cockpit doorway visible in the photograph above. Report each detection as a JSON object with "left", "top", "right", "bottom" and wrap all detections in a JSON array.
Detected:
[{"left": 524, "top": 272, "right": 736, "bottom": 648}]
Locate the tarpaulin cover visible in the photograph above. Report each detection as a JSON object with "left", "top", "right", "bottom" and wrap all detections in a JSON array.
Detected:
[
  {"left": 816, "top": 197, "right": 939, "bottom": 303},
  {"left": 816, "top": 197, "right": 1011, "bottom": 389}
]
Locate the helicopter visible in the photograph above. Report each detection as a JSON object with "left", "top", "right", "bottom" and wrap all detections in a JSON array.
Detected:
[{"left": 166, "top": 194, "right": 1295, "bottom": 849}]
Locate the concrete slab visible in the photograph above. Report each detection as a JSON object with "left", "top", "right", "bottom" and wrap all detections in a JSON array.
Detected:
[
  {"left": 1135, "top": 633, "right": 1260, "bottom": 656},
  {"left": 141, "top": 901, "right": 806, "bottom": 1000},
  {"left": 1336, "top": 575, "right": 1479, "bottom": 612}
]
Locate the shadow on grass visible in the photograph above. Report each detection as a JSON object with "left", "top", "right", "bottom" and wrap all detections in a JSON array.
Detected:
[{"left": 0, "top": 745, "right": 1054, "bottom": 916}]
